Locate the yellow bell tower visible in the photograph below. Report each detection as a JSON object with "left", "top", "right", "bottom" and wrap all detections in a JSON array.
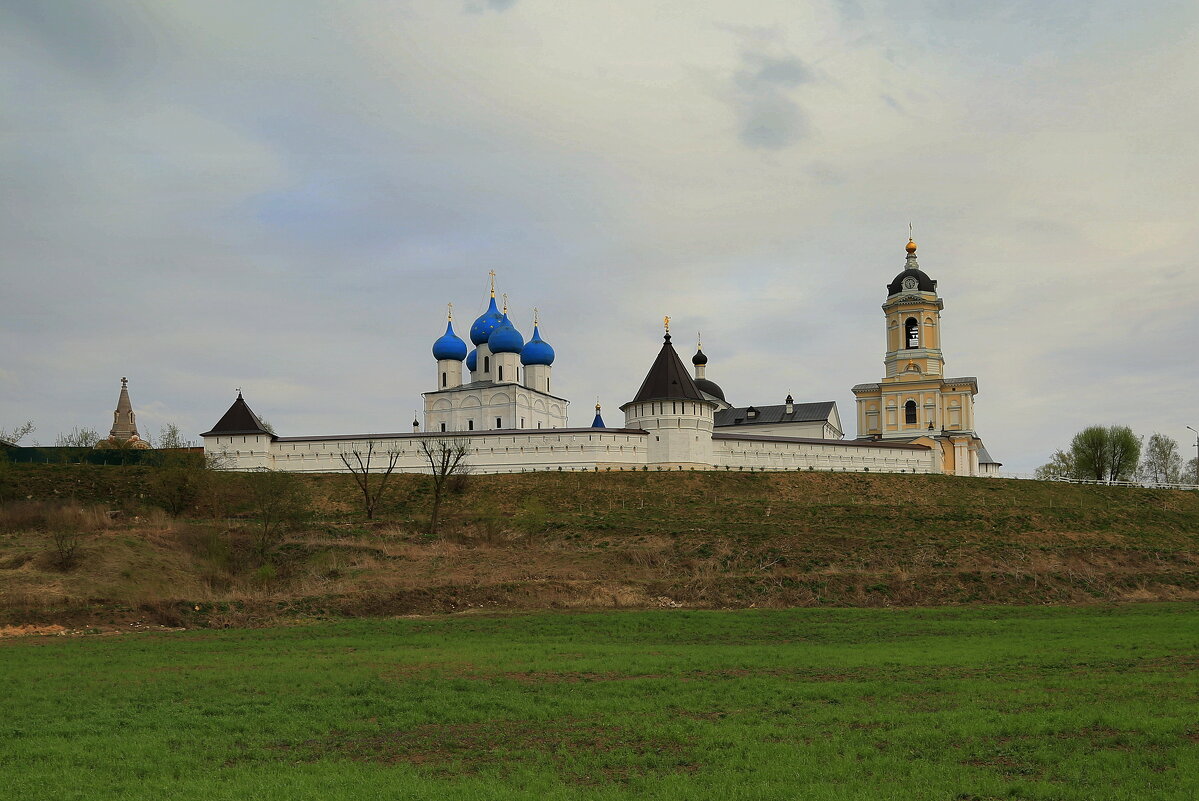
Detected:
[{"left": 852, "top": 238, "right": 990, "bottom": 476}]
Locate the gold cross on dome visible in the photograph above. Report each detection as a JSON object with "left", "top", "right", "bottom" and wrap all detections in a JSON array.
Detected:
[
  {"left": 663, "top": 315, "right": 671, "bottom": 332},
  {"left": 447, "top": 302, "right": 453, "bottom": 320},
  {"left": 488, "top": 270, "right": 496, "bottom": 297},
  {"left": 533, "top": 306, "right": 539, "bottom": 326},
  {"left": 502, "top": 292, "right": 509, "bottom": 313}
]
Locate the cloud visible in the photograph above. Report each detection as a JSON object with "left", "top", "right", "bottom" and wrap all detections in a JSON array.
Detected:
[
  {"left": 730, "top": 49, "right": 814, "bottom": 149},
  {"left": 463, "top": 0, "right": 518, "bottom": 13}
]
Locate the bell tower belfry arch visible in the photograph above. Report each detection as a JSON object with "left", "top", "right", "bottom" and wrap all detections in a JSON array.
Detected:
[{"left": 852, "top": 238, "right": 988, "bottom": 476}]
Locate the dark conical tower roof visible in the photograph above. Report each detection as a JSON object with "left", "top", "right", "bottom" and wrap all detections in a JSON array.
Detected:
[
  {"left": 624, "top": 332, "right": 707, "bottom": 406},
  {"left": 201, "top": 393, "right": 275, "bottom": 438}
]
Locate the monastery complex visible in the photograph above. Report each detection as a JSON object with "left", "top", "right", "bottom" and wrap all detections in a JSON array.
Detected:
[{"left": 201, "top": 240, "right": 999, "bottom": 477}]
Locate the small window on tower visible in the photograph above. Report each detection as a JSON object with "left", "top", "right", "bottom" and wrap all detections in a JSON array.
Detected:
[
  {"left": 468, "top": 420, "right": 474, "bottom": 431},
  {"left": 498, "top": 365, "right": 504, "bottom": 381},
  {"left": 441, "top": 372, "right": 447, "bottom": 387},
  {"left": 905, "top": 400, "right": 917, "bottom": 425},
  {"left": 440, "top": 422, "right": 446, "bottom": 432},
  {"left": 496, "top": 417, "right": 502, "bottom": 429},
  {"left": 484, "top": 356, "right": 490, "bottom": 374},
  {"left": 905, "top": 318, "right": 919, "bottom": 349}
]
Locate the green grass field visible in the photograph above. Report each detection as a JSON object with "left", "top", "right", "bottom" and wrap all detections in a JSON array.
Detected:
[{"left": 3, "top": 604, "right": 1197, "bottom": 800}]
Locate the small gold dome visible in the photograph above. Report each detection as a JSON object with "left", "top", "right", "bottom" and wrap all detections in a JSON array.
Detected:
[{"left": 906, "top": 239, "right": 917, "bottom": 254}]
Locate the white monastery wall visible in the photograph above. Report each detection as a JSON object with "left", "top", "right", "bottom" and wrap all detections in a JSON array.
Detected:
[
  {"left": 206, "top": 430, "right": 647, "bottom": 474},
  {"left": 713, "top": 435, "right": 935, "bottom": 473}
]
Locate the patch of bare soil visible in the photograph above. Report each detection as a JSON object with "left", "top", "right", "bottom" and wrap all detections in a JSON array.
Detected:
[{"left": 279, "top": 719, "right": 698, "bottom": 784}]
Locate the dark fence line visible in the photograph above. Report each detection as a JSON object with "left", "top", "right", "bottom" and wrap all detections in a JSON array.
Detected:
[{"left": 1, "top": 447, "right": 204, "bottom": 466}]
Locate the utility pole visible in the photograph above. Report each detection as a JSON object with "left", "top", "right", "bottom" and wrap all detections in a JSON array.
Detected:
[{"left": 1188, "top": 426, "right": 1199, "bottom": 483}]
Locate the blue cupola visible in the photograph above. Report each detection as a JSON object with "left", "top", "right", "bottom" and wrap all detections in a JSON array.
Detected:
[
  {"left": 591, "top": 402, "right": 606, "bottom": 428},
  {"left": 488, "top": 312, "right": 524, "bottom": 354},
  {"left": 432, "top": 319, "right": 468, "bottom": 361},
  {"left": 470, "top": 295, "right": 504, "bottom": 346},
  {"left": 520, "top": 324, "right": 555, "bottom": 366},
  {"left": 466, "top": 348, "right": 478, "bottom": 372}
]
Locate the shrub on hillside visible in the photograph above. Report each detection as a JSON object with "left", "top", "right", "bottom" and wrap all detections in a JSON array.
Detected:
[{"left": 243, "top": 469, "right": 310, "bottom": 554}]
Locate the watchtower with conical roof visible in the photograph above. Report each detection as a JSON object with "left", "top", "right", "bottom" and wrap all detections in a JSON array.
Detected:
[{"left": 621, "top": 318, "right": 716, "bottom": 467}]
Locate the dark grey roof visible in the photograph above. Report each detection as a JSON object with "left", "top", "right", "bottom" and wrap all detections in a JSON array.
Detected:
[
  {"left": 977, "top": 444, "right": 1001, "bottom": 465},
  {"left": 201, "top": 394, "right": 275, "bottom": 438},
  {"left": 715, "top": 401, "right": 835, "bottom": 428},
  {"left": 714, "top": 432, "right": 929, "bottom": 451},
  {"left": 272, "top": 427, "right": 646, "bottom": 443},
  {"left": 694, "top": 377, "right": 726, "bottom": 402},
  {"left": 623, "top": 334, "right": 707, "bottom": 406},
  {"left": 887, "top": 254, "right": 937, "bottom": 296}
]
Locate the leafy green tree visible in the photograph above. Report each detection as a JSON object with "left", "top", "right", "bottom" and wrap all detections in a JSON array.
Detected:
[
  {"left": 1070, "top": 426, "right": 1110, "bottom": 481},
  {"left": 1137, "top": 433, "right": 1182, "bottom": 485},
  {"left": 1035, "top": 449, "right": 1076, "bottom": 480},
  {"left": 1184, "top": 457, "right": 1198, "bottom": 486},
  {"left": 1106, "top": 426, "right": 1141, "bottom": 482},
  {"left": 1068, "top": 425, "right": 1141, "bottom": 482}
]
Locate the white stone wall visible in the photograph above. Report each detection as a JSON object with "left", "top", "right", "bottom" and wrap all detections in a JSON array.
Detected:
[
  {"left": 205, "top": 428, "right": 942, "bottom": 475},
  {"left": 436, "top": 359, "right": 463, "bottom": 390},
  {"left": 205, "top": 430, "right": 647, "bottom": 473},
  {"left": 714, "top": 435, "right": 936, "bottom": 473},
  {"left": 622, "top": 399, "right": 715, "bottom": 467},
  {"left": 424, "top": 384, "right": 568, "bottom": 433}
]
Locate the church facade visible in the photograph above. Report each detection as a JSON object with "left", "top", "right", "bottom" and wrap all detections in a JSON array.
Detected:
[{"left": 203, "top": 240, "right": 998, "bottom": 476}]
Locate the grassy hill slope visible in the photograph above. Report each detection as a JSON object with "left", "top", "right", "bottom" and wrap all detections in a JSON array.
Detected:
[{"left": 1, "top": 465, "right": 1197, "bottom": 627}]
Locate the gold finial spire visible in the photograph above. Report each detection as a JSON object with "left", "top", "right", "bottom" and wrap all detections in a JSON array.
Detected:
[
  {"left": 595, "top": 397, "right": 601, "bottom": 411},
  {"left": 906, "top": 222, "right": 917, "bottom": 254},
  {"left": 697, "top": 331, "right": 703, "bottom": 351},
  {"left": 488, "top": 269, "right": 496, "bottom": 297},
  {"left": 447, "top": 302, "right": 453, "bottom": 321},
  {"left": 664, "top": 315, "right": 671, "bottom": 333},
  {"left": 533, "top": 306, "right": 539, "bottom": 326},
  {"left": 502, "top": 292, "right": 509, "bottom": 314}
]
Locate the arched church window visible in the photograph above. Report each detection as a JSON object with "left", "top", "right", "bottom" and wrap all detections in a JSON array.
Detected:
[
  {"left": 440, "top": 423, "right": 446, "bottom": 432},
  {"left": 441, "top": 372, "right": 447, "bottom": 387},
  {"left": 498, "top": 365, "right": 504, "bottom": 381},
  {"left": 905, "top": 400, "right": 917, "bottom": 425},
  {"left": 483, "top": 356, "right": 490, "bottom": 374},
  {"left": 905, "top": 318, "right": 919, "bottom": 349}
]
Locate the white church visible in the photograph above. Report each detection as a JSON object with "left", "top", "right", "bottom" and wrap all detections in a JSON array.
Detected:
[{"left": 203, "top": 241, "right": 999, "bottom": 476}]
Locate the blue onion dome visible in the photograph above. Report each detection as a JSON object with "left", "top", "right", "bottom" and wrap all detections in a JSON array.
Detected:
[
  {"left": 432, "top": 320, "right": 468, "bottom": 361},
  {"left": 469, "top": 296, "right": 504, "bottom": 345},
  {"left": 466, "top": 348, "right": 477, "bottom": 371},
  {"left": 520, "top": 324, "right": 555, "bottom": 366},
  {"left": 488, "top": 313, "right": 525, "bottom": 354}
]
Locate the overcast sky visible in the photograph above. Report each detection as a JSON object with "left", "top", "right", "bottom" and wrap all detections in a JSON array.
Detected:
[{"left": 3, "top": 0, "right": 1197, "bottom": 472}]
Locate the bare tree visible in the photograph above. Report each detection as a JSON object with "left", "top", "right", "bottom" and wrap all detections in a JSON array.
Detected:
[
  {"left": 339, "top": 440, "right": 402, "bottom": 520},
  {"left": 243, "top": 469, "right": 309, "bottom": 554},
  {"left": 419, "top": 436, "right": 471, "bottom": 537},
  {"left": 55, "top": 427, "right": 101, "bottom": 448},
  {"left": 155, "top": 423, "right": 191, "bottom": 450},
  {"left": 0, "top": 421, "right": 35, "bottom": 444},
  {"left": 1138, "top": 433, "right": 1182, "bottom": 485}
]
